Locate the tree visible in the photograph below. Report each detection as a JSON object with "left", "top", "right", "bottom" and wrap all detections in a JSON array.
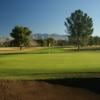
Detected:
[
  {"left": 46, "top": 38, "right": 55, "bottom": 47},
  {"left": 36, "top": 39, "right": 44, "bottom": 46},
  {"left": 56, "top": 40, "right": 68, "bottom": 46},
  {"left": 10, "top": 26, "right": 32, "bottom": 50},
  {"left": 65, "top": 9, "right": 93, "bottom": 50},
  {"left": 92, "top": 36, "right": 100, "bottom": 45}
]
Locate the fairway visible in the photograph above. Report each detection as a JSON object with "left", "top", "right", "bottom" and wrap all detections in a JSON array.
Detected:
[{"left": 0, "top": 48, "right": 100, "bottom": 79}]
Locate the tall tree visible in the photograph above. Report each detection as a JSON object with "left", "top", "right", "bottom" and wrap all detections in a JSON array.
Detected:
[
  {"left": 65, "top": 9, "right": 93, "bottom": 50},
  {"left": 10, "top": 26, "right": 32, "bottom": 50}
]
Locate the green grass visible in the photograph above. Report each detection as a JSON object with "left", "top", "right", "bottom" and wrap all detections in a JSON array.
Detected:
[
  {"left": 0, "top": 47, "right": 100, "bottom": 79},
  {"left": 29, "top": 47, "right": 66, "bottom": 54}
]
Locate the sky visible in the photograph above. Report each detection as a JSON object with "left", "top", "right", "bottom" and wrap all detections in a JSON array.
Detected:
[{"left": 0, "top": 0, "right": 100, "bottom": 36}]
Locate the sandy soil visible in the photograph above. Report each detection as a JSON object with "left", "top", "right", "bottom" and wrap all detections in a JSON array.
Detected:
[
  {"left": 0, "top": 80, "right": 99, "bottom": 100},
  {"left": 0, "top": 47, "right": 42, "bottom": 53}
]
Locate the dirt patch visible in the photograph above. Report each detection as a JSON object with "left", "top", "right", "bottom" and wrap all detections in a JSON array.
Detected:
[
  {"left": 0, "top": 80, "right": 99, "bottom": 100},
  {"left": 0, "top": 47, "right": 42, "bottom": 54}
]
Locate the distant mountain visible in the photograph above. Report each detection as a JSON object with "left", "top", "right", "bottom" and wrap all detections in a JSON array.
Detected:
[{"left": 32, "top": 33, "right": 68, "bottom": 41}]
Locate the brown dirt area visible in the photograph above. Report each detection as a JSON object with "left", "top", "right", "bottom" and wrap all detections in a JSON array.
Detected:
[
  {"left": 0, "top": 47, "right": 42, "bottom": 54},
  {"left": 0, "top": 80, "right": 99, "bottom": 100}
]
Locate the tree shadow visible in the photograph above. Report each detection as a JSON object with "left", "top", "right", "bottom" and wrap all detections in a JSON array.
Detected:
[{"left": 38, "top": 78, "right": 100, "bottom": 94}]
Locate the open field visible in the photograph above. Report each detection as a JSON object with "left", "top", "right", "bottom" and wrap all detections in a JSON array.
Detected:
[{"left": 0, "top": 47, "right": 100, "bottom": 79}]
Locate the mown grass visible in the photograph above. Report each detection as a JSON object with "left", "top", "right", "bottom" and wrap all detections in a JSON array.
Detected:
[{"left": 0, "top": 47, "right": 100, "bottom": 79}]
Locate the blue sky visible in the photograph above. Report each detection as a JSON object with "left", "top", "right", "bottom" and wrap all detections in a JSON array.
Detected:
[{"left": 0, "top": 0, "right": 100, "bottom": 36}]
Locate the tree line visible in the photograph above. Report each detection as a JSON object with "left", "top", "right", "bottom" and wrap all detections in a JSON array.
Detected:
[
  {"left": 1, "top": 9, "right": 100, "bottom": 50},
  {"left": 1, "top": 34, "right": 100, "bottom": 48}
]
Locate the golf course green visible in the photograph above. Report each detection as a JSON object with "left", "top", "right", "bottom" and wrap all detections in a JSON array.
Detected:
[{"left": 0, "top": 47, "right": 100, "bottom": 79}]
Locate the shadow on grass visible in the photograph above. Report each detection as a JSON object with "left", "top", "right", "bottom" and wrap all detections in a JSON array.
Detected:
[
  {"left": 39, "top": 78, "right": 100, "bottom": 94},
  {"left": 0, "top": 51, "right": 66, "bottom": 55}
]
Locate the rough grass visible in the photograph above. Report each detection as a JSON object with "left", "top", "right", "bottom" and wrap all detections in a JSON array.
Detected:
[{"left": 0, "top": 47, "right": 100, "bottom": 79}]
